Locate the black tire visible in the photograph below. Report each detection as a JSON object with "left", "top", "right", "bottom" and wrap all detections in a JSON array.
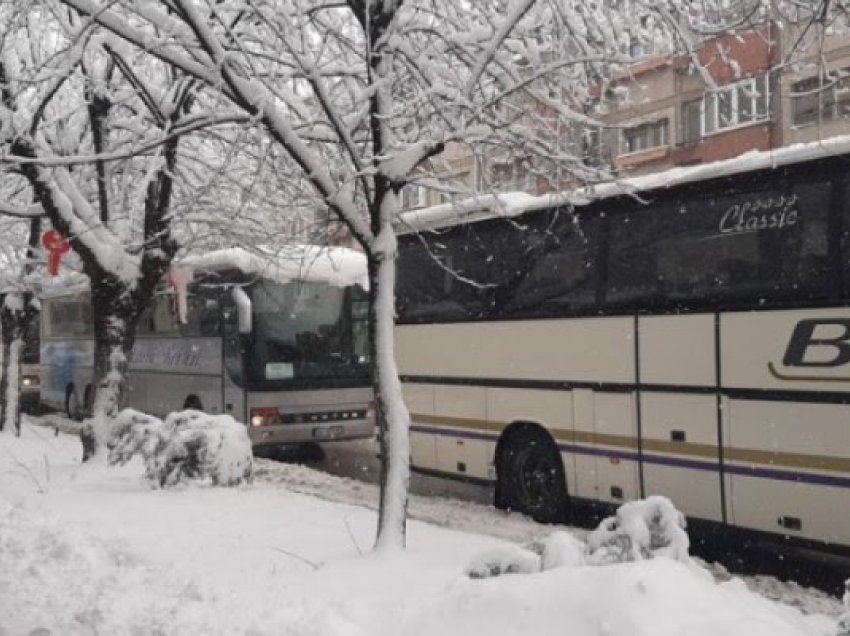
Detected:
[
  {"left": 65, "top": 385, "right": 83, "bottom": 421},
  {"left": 183, "top": 395, "right": 203, "bottom": 411},
  {"left": 83, "top": 384, "right": 95, "bottom": 418},
  {"left": 496, "top": 426, "right": 568, "bottom": 524}
]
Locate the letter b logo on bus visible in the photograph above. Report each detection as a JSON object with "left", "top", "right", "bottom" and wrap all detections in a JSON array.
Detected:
[{"left": 782, "top": 319, "right": 850, "bottom": 368}]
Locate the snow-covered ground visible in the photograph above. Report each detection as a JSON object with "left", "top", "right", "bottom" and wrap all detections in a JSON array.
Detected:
[{"left": 0, "top": 418, "right": 843, "bottom": 636}]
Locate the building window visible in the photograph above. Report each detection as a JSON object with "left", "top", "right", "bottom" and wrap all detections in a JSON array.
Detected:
[
  {"left": 402, "top": 184, "right": 428, "bottom": 209},
  {"left": 792, "top": 72, "right": 850, "bottom": 126},
  {"left": 681, "top": 99, "right": 702, "bottom": 144},
  {"left": 703, "top": 75, "right": 769, "bottom": 134},
  {"left": 622, "top": 119, "right": 669, "bottom": 154},
  {"left": 488, "top": 157, "right": 535, "bottom": 192}
]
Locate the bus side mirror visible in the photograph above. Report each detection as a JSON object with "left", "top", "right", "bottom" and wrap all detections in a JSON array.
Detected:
[{"left": 232, "top": 287, "right": 252, "bottom": 334}]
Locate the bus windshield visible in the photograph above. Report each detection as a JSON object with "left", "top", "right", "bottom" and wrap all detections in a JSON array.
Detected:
[{"left": 245, "top": 278, "right": 369, "bottom": 388}]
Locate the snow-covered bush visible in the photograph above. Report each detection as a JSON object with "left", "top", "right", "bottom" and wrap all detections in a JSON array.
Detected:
[
  {"left": 532, "top": 530, "right": 586, "bottom": 570},
  {"left": 107, "top": 409, "right": 165, "bottom": 466},
  {"left": 107, "top": 409, "right": 253, "bottom": 488},
  {"left": 586, "top": 495, "right": 689, "bottom": 565},
  {"left": 467, "top": 497, "right": 689, "bottom": 579},
  {"left": 465, "top": 544, "right": 542, "bottom": 579},
  {"left": 465, "top": 531, "right": 586, "bottom": 579}
]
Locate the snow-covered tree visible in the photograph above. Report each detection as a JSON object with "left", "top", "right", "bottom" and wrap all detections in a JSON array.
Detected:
[
  {"left": 49, "top": 0, "right": 724, "bottom": 550},
  {"left": 0, "top": 5, "right": 221, "bottom": 455},
  {"left": 45, "top": 0, "right": 847, "bottom": 548},
  {"left": 0, "top": 217, "right": 42, "bottom": 436}
]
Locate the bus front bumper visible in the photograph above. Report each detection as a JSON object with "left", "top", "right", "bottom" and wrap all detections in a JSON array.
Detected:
[{"left": 248, "top": 419, "right": 374, "bottom": 447}]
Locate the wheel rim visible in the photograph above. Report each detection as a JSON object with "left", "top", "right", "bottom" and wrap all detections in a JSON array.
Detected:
[{"left": 514, "top": 445, "right": 561, "bottom": 513}]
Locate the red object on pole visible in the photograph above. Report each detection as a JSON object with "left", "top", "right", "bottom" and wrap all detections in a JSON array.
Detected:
[{"left": 42, "top": 230, "right": 71, "bottom": 276}]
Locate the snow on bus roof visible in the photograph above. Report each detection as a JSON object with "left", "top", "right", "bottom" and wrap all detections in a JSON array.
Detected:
[
  {"left": 398, "top": 135, "right": 850, "bottom": 232},
  {"left": 179, "top": 245, "right": 368, "bottom": 290}
]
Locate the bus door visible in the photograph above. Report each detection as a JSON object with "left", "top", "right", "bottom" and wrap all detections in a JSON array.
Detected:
[
  {"left": 567, "top": 316, "right": 640, "bottom": 505},
  {"left": 571, "top": 387, "right": 641, "bottom": 505},
  {"left": 637, "top": 314, "right": 724, "bottom": 524}
]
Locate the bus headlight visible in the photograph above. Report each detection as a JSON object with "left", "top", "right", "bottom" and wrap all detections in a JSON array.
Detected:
[
  {"left": 250, "top": 407, "right": 279, "bottom": 427},
  {"left": 21, "top": 375, "right": 39, "bottom": 389}
]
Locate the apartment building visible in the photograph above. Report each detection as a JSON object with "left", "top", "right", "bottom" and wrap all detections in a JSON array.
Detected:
[
  {"left": 398, "top": 21, "right": 850, "bottom": 213},
  {"left": 602, "top": 22, "right": 850, "bottom": 176}
]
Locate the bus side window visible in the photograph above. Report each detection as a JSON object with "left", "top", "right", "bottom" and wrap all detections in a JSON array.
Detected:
[
  {"left": 48, "top": 299, "right": 93, "bottom": 337},
  {"left": 180, "top": 290, "right": 222, "bottom": 337},
  {"left": 496, "top": 211, "right": 600, "bottom": 318},
  {"left": 604, "top": 175, "right": 837, "bottom": 312},
  {"left": 136, "top": 306, "right": 154, "bottom": 334},
  {"left": 151, "top": 292, "right": 178, "bottom": 334},
  {"left": 605, "top": 203, "right": 667, "bottom": 309}
]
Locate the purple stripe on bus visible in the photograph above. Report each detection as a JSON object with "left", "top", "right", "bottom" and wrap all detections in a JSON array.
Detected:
[{"left": 410, "top": 424, "right": 850, "bottom": 490}]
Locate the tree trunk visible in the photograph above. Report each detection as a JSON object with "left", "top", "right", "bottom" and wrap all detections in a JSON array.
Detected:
[
  {"left": 83, "top": 282, "right": 139, "bottom": 460},
  {"left": 371, "top": 228, "right": 412, "bottom": 552},
  {"left": 2, "top": 338, "right": 23, "bottom": 436},
  {"left": 0, "top": 335, "right": 8, "bottom": 434},
  {"left": 0, "top": 295, "right": 31, "bottom": 437}
]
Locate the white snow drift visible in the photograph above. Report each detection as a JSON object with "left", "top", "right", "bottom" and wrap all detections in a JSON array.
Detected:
[{"left": 0, "top": 420, "right": 841, "bottom": 636}]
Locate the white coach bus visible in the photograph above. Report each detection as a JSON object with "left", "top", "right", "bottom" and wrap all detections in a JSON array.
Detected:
[
  {"left": 40, "top": 246, "right": 373, "bottom": 448},
  {"left": 396, "top": 139, "right": 850, "bottom": 553}
]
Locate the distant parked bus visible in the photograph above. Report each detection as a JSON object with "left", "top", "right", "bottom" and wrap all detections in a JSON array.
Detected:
[
  {"left": 40, "top": 246, "right": 374, "bottom": 447},
  {"left": 396, "top": 140, "right": 850, "bottom": 554}
]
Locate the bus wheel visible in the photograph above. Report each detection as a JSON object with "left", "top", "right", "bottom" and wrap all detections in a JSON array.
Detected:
[
  {"left": 83, "top": 384, "right": 95, "bottom": 418},
  {"left": 496, "top": 425, "right": 568, "bottom": 524},
  {"left": 65, "top": 385, "right": 83, "bottom": 422},
  {"left": 183, "top": 395, "right": 203, "bottom": 411}
]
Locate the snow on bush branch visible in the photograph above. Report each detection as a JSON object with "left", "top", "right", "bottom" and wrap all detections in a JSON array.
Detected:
[
  {"left": 586, "top": 495, "right": 689, "bottom": 564},
  {"left": 106, "top": 409, "right": 253, "bottom": 488},
  {"left": 466, "top": 496, "right": 689, "bottom": 579}
]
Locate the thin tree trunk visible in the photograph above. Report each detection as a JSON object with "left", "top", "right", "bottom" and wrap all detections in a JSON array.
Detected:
[
  {"left": 3, "top": 338, "right": 23, "bottom": 436},
  {"left": 0, "top": 334, "right": 8, "bottom": 434},
  {"left": 0, "top": 295, "right": 29, "bottom": 436},
  {"left": 371, "top": 229, "right": 412, "bottom": 552}
]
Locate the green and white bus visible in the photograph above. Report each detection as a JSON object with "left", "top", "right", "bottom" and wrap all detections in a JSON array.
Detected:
[
  {"left": 40, "top": 245, "right": 374, "bottom": 448},
  {"left": 396, "top": 139, "right": 850, "bottom": 553}
]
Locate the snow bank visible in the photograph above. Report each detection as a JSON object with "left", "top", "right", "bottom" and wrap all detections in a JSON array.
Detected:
[
  {"left": 0, "top": 423, "right": 840, "bottom": 636},
  {"left": 107, "top": 408, "right": 253, "bottom": 487}
]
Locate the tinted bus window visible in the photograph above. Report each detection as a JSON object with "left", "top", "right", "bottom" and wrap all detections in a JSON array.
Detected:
[
  {"left": 47, "top": 298, "right": 93, "bottom": 337},
  {"left": 397, "top": 222, "right": 512, "bottom": 323},
  {"left": 496, "top": 212, "right": 600, "bottom": 318},
  {"left": 605, "top": 175, "right": 835, "bottom": 311}
]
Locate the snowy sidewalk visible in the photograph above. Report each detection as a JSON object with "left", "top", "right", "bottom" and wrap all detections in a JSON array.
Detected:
[{"left": 0, "top": 421, "right": 841, "bottom": 636}]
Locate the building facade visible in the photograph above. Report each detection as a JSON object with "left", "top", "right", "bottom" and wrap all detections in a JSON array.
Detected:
[
  {"left": 398, "top": 21, "right": 850, "bottom": 213},
  {"left": 602, "top": 22, "right": 850, "bottom": 176}
]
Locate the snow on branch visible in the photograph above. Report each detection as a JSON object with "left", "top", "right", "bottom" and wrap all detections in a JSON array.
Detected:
[{"left": 0, "top": 201, "right": 45, "bottom": 219}]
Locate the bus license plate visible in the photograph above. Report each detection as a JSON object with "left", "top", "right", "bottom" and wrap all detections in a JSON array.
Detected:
[{"left": 313, "top": 425, "right": 344, "bottom": 440}]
